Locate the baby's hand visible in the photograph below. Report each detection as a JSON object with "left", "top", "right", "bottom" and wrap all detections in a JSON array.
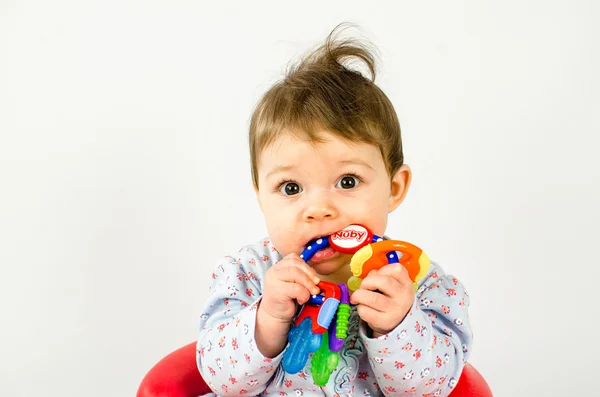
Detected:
[
  {"left": 349, "top": 263, "right": 415, "bottom": 338},
  {"left": 260, "top": 253, "right": 321, "bottom": 324}
]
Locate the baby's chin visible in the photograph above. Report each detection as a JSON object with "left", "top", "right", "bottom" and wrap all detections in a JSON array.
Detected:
[{"left": 309, "top": 254, "right": 352, "bottom": 276}]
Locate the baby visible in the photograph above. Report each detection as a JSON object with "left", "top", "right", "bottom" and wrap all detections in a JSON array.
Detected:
[{"left": 196, "top": 25, "right": 473, "bottom": 397}]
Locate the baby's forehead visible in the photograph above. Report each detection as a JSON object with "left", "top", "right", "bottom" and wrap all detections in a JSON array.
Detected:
[
  {"left": 257, "top": 131, "right": 384, "bottom": 177},
  {"left": 260, "top": 131, "right": 376, "bottom": 161}
]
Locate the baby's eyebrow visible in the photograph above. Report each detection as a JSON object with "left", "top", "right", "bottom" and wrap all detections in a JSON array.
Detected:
[
  {"left": 338, "top": 159, "right": 375, "bottom": 170},
  {"left": 265, "top": 164, "right": 296, "bottom": 180},
  {"left": 264, "top": 158, "right": 375, "bottom": 180}
]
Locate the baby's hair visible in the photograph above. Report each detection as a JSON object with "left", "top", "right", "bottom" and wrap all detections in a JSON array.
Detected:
[{"left": 249, "top": 23, "right": 404, "bottom": 188}]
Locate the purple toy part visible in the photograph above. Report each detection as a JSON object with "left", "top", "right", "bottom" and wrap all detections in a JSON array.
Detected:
[
  {"left": 327, "top": 283, "right": 351, "bottom": 352},
  {"left": 338, "top": 284, "right": 350, "bottom": 304},
  {"left": 328, "top": 317, "right": 344, "bottom": 352}
]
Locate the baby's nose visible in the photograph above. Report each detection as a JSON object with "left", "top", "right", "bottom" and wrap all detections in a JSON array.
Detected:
[
  {"left": 303, "top": 192, "right": 338, "bottom": 221},
  {"left": 304, "top": 206, "right": 335, "bottom": 221}
]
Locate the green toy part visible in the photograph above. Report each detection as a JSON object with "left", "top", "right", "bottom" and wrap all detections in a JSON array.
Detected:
[{"left": 310, "top": 331, "right": 340, "bottom": 386}]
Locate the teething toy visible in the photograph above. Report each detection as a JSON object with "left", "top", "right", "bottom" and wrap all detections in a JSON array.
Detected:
[
  {"left": 282, "top": 224, "right": 430, "bottom": 386},
  {"left": 348, "top": 240, "right": 430, "bottom": 292}
]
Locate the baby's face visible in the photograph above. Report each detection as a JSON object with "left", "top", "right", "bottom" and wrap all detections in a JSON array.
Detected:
[{"left": 255, "top": 130, "right": 409, "bottom": 278}]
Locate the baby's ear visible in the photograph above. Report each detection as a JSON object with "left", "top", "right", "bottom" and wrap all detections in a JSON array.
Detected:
[{"left": 388, "top": 164, "right": 412, "bottom": 213}]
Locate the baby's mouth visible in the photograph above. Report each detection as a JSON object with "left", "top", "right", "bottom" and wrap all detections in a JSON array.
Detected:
[
  {"left": 301, "top": 224, "right": 369, "bottom": 263},
  {"left": 309, "top": 246, "right": 338, "bottom": 263}
]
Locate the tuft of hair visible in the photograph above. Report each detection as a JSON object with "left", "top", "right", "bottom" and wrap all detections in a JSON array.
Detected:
[{"left": 249, "top": 23, "right": 404, "bottom": 188}]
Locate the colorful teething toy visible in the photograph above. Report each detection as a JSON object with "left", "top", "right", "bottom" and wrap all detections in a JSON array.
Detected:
[
  {"left": 348, "top": 240, "right": 430, "bottom": 292},
  {"left": 281, "top": 224, "right": 431, "bottom": 386}
]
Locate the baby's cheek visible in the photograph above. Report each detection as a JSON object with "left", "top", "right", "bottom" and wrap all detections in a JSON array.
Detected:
[
  {"left": 268, "top": 233, "right": 297, "bottom": 257},
  {"left": 364, "top": 214, "right": 388, "bottom": 238}
]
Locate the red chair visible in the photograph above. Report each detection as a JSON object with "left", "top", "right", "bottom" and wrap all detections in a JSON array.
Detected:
[{"left": 137, "top": 342, "right": 493, "bottom": 397}]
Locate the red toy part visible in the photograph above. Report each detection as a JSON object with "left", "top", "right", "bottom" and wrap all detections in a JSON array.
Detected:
[
  {"left": 293, "top": 281, "right": 341, "bottom": 334},
  {"left": 329, "top": 224, "right": 372, "bottom": 254},
  {"left": 137, "top": 342, "right": 493, "bottom": 397}
]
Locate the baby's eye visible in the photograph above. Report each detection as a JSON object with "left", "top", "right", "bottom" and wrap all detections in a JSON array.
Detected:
[
  {"left": 336, "top": 175, "right": 360, "bottom": 189},
  {"left": 279, "top": 182, "right": 302, "bottom": 196}
]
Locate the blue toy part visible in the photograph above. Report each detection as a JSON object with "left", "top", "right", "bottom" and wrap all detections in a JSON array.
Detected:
[
  {"left": 386, "top": 250, "right": 399, "bottom": 264},
  {"left": 309, "top": 294, "right": 325, "bottom": 305},
  {"left": 316, "top": 297, "right": 340, "bottom": 329},
  {"left": 300, "top": 237, "right": 330, "bottom": 262},
  {"left": 282, "top": 317, "right": 322, "bottom": 374}
]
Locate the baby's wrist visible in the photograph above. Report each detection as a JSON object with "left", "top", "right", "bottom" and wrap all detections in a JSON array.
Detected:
[
  {"left": 256, "top": 301, "right": 293, "bottom": 329},
  {"left": 255, "top": 304, "right": 291, "bottom": 358}
]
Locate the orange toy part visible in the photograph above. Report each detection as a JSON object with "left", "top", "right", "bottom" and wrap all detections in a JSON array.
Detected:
[{"left": 348, "top": 240, "right": 430, "bottom": 291}]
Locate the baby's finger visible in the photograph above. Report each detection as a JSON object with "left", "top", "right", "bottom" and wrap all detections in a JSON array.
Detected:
[
  {"left": 350, "top": 288, "right": 395, "bottom": 312},
  {"left": 282, "top": 282, "right": 312, "bottom": 305},
  {"left": 376, "top": 263, "right": 411, "bottom": 285},
  {"left": 355, "top": 303, "right": 399, "bottom": 336},
  {"left": 355, "top": 303, "right": 384, "bottom": 327},
  {"left": 283, "top": 254, "right": 321, "bottom": 283},
  {"left": 358, "top": 273, "right": 404, "bottom": 298},
  {"left": 275, "top": 264, "right": 320, "bottom": 295}
]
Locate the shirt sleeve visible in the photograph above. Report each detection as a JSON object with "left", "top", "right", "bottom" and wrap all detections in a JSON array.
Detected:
[
  {"left": 196, "top": 244, "right": 283, "bottom": 396},
  {"left": 358, "top": 261, "right": 473, "bottom": 397}
]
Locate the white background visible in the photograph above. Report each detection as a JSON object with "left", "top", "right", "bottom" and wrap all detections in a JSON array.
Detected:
[{"left": 1, "top": 1, "right": 598, "bottom": 396}]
